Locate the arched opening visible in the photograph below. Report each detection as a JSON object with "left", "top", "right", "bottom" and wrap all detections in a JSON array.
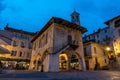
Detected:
[
  {"left": 70, "top": 54, "right": 80, "bottom": 70},
  {"left": 34, "top": 53, "right": 42, "bottom": 71},
  {"left": 59, "top": 53, "right": 68, "bottom": 71},
  {"left": 59, "top": 52, "right": 80, "bottom": 71}
]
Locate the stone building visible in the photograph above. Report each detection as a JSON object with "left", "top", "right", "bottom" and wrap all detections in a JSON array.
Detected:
[
  {"left": 29, "top": 11, "right": 87, "bottom": 72},
  {"left": 83, "top": 15, "right": 120, "bottom": 70},
  {"left": 84, "top": 40, "right": 109, "bottom": 70},
  {"left": 0, "top": 26, "right": 35, "bottom": 60}
]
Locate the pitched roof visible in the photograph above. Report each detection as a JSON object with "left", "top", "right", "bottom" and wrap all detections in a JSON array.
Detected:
[
  {"left": 31, "top": 17, "right": 87, "bottom": 42},
  {"left": 4, "top": 26, "right": 36, "bottom": 36}
]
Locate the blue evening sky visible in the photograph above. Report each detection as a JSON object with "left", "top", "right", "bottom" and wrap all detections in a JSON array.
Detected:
[{"left": 0, "top": 0, "right": 120, "bottom": 35}]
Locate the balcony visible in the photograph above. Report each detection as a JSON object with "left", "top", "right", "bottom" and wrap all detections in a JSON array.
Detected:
[
  {"left": 84, "top": 53, "right": 92, "bottom": 59},
  {"left": 103, "top": 37, "right": 111, "bottom": 44},
  {"left": 68, "top": 40, "right": 79, "bottom": 50}
]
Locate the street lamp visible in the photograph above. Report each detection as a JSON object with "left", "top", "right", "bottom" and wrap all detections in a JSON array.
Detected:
[{"left": 106, "top": 47, "right": 111, "bottom": 51}]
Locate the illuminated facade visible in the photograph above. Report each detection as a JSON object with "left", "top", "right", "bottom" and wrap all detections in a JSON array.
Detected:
[
  {"left": 84, "top": 40, "right": 109, "bottom": 70},
  {"left": 29, "top": 11, "right": 87, "bottom": 72},
  {"left": 83, "top": 15, "right": 120, "bottom": 70},
  {"left": 0, "top": 26, "right": 35, "bottom": 60}
]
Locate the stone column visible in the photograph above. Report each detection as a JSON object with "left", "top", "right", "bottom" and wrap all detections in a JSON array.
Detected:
[
  {"left": 80, "top": 57, "right": 86, "bottom": 71},
  {"left": 48, "top": 54, "right": 59, "bottom": 72},
  {"left": 35, "top": 60, "right": 38, "bottom": 70},
  {"left": 29, "top": 60, "right": 33, "bottom": 70},
  {"left": 67, "top": 52, "right": 72, "bottom": 71}
]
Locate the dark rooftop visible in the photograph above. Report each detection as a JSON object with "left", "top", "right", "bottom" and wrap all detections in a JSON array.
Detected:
[
  {"left": 104, "top": 15, "right": 120, "bottom": 25},
  {"left": 4, "top": 25, "right": 36, "bottom": 36}
]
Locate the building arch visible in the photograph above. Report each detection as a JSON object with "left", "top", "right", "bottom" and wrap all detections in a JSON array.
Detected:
[
  {"left": 42, "top": 50, "right": 49, "bottom": 61},
  {"left": 70, "top": 52, "right": 81, "bottom": 70},
  {"left": 59, "top": 51, "right": 81, "bottom": 71},
  {"left": 33, "top": 53, "right": 42, "bottom": 71},
  {"left": 59, "top": 53, "right": 69, "bottom": 71}
]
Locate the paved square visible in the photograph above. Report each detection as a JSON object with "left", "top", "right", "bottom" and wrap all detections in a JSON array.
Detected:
[{"left": 0, "top": 71, "right": 120, "bottom": 80}]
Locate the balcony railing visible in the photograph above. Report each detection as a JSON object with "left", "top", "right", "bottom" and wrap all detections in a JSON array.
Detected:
[
  {"left": 68, "top": 40, "right": 79, "bottom": 50},
  {"left": 103, "top": 37, "right": 111, "bottom": 42},
  {"left": 84, "top": 53, "right": 92, "bottom": 58}
]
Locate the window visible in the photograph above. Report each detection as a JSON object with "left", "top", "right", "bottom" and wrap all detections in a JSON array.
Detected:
[
  {"left": 21, "top": 42, "right": 25, "bottom": 48},
  {"left": 97, "top": 34, "right": 99, "bottom": 38},
  {"left": 106, "top": 35, "right": 108, "bottom": 39},
  {"left": 105, "top": 59, "right": 107, "bottom": 63},
  {"left": 11, "top": 51, "right": 17, "bottom": 56},
  {"left": 19, "top": 51, "right": 22, "bottom": 57},
  {"left": 26, "top": 36, "right": 30, "bottom": 40},
  {"left": 104, "top": 30, "right": 107, "bottom": 33},
  {"left": 115, "top": 20, "right": 120, "bottom": 27},
  {"left": 28, "top": 43, "right": 32, "bottom": 49},
  {"left": 94, "top": 47, "right": 96, "bottom": 53},
  {"left": 13, "top": 40, "right": 17, "bottom": 46},
  {"left": 118, "top": 29, "right": 120, "bottom": 36},
  {"left": 27, "top": 53, "right": 30, "bottom": 58},
  {"left": 20, "top": 34, "right": 24, "bottom": 39},
  {"left": 68, "top": 35, "right": 72, "bottom": 44}
]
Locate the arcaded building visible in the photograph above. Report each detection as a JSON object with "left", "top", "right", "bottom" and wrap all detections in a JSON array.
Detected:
[{"left": 29, "top": 11, "right": 87, "bottom": 72}]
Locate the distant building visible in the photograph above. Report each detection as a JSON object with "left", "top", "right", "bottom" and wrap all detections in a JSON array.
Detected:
[
  {"left": 29, "top": 11, "right": 87, "bottom": 72},
  {"left": 0, "top": 26, "right": 35, "bottom": 61},
  {"left": 83, "top": 15, "right": 120, "bottom": 70},
  {"left": 84, "top": 40, "right": 109, "bottom": 70}
]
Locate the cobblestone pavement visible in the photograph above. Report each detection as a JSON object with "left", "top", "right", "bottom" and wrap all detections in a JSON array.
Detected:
[{"left": 0, "top": 70, "right": 120, "bottom": 80}]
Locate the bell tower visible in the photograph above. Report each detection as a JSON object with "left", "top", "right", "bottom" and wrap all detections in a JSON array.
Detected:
[{"left": 71, "top": 10, "right": 80, "bottom": 25}]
